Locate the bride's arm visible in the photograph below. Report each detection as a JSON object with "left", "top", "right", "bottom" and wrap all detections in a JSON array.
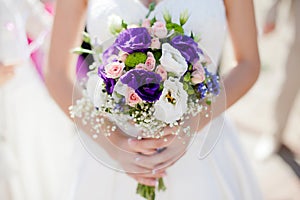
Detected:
[
  {"left": 198, "top": 0, "right": 260, "bottom": 123},
  {"left": 44, "top": 0, "right": 86, "bottom": 114},
  {"left": 44, "top": 0, "right": 172, "bottom": 186},
  {"left": 222, "top": 0, "right": 260, "bottom": 109}
]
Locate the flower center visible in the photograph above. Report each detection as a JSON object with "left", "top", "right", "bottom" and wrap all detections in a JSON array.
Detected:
[{"left": 166, "top": 90, "right": 176, "bottom": 104}]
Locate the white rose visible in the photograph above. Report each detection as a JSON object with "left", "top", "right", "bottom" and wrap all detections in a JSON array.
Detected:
[
  {"left": 154, "top": 77, "right": 188, "bottom": 124},
  {"left": 108, "top": 14, "right": 123, "bottom": 35},
  {"left": 159, "top": 43, "right": 188, "bottom": 77},
  {"left": 86, "top": 73, "right": 107, "bottom": 108}
]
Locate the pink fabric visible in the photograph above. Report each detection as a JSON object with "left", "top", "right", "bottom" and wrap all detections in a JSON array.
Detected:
[
  {"left": 28, "top": 2, "right": 88, "bottom": 81},
  {"left": 27, "top": 3, "right": 55, "bottom": 80}
]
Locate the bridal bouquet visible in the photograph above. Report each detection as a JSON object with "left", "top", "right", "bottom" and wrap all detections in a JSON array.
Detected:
[{"left": 71, "top": 3, "right": 220, "bottom": 200}]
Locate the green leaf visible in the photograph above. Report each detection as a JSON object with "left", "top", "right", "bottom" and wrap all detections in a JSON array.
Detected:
[
  {"left": 184, "top": 72, "right": 191, "bottom": 82},
  {"left": 168, "top": 72, "right": 177, "bottom": 78},
  {"left": 163, "top": 10, "right": 172, "bottom": 23},
  {"left": 179, "top": 9, "right": 189, "bottom": 26},
  {"left": 152, "top": 50, "right": 162, "bottom": 63},
  {"left": 82, "top": 32, "right": 91, "bottom": 44},
  {"left": 71, "top": 47, "right": 94, "bottom": 55},
  {"left": 159, "top": 83, "right": 164, "bottom": 91},
  {"left": 206, "top": 99, "right": 212, "bottom": 105},
  {"left": 188, "top": 89, "right": 195, "bottom": 95},
  {"left": 150, "top": 17, "right": 157, "bottom": 26},
  {"left": 183, "top": 82, "right": 189, "bottom": 91},
  {"left": 166, "top": 23, "right": 184, "bottom": 34},
  {"left": 121, "top": 20, "right": 128, "bottom": 29}
]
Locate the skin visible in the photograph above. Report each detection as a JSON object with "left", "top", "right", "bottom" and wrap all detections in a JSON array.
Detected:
[
  {"left": 0, "top": 64, "right": 15, "bottom": 86},
  {"left": 45, "top": 0, "right": 260, "bottom": 187}
]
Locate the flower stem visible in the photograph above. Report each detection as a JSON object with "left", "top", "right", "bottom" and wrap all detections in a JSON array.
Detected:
[{"left": 136, "top": 178, "right": 166, "bottom": 200}]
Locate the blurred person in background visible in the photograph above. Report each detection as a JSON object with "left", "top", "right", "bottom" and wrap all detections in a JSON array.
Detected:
[
  {"left": 255, "top": 0, "right": 300, "bottom": 160},
  {"left": 0, "top": 0, "right": 75, "bottom": 199}
]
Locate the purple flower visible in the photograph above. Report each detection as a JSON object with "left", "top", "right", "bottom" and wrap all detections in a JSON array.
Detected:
[
  {"left": 197, "top": 83, "right": 208, "bottom": 99},
  {"left": 205, "top": 68, "right": 220, "bottom": 95},
  {"left": 102, "top": 44, "right": 120, "bottom": 65},
  {"left": 115, "top": 28, "right": 152, "bottom": 53},
  {"left": 170, "top": 35, "right": 200, "bottom": 64},
  {"left": 98, "top": 66, "right": 116, "bottom": 94},
  {"left": 120, "top": 69, "right": 162, "bottom": 102}
]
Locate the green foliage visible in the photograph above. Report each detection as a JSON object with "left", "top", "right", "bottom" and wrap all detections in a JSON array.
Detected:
[
  {"left": 82, "top": 31, "right": 91, "bottom": 44},
  {"left": 125, "top": 52, "right": 147, "bottom": 68},
  {"left": 152, "top": 50, "right": 162, "bottom": 64},
  {"left": 71, "top": 47, "right": 94, "bottom": 55},
  {"left": 121, "top": 20, "right": 128, "bottom": 29},
  {"left": 136, "top": 178, "right": 166, "bottom": 200},
  {"left": 163, "top": 10, "right": 172, "bottom": 23},
  {"left": 184, "top": 72, "right": 191, "bottom": 82},
  {"left": 150, "top": 17, "right": 157, "bottom": 26},
  {"left": 166, "top": 23, "right": 184, "bottom": 34}
]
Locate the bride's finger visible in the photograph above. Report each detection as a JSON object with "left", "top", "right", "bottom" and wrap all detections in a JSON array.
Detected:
[
  {"left": 128, "top": 135, "right": 176, "bottom": 153},
  {"left": 136, "top": 147, "right": 186, "bottom": 170},
  {"left": 130, "top": 175, "right": 158, "bottom": 187},
  {"left": 133, "top": 170, "right": 166, "bottom": 179}
]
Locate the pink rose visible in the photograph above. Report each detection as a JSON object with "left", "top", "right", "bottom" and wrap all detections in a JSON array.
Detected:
[
  {"left": 142, "top": 19, "right": 151, "bottom": 28},
  {"left": 145, "top": 52, "right": 156, "bottom": 71},
  {"left": 191, "top": 61, "right": 205, "bottom": 84},
  {"left": 191, "top": 69, "right": 205, "bottom": 84},
  {"left": 151, "top": 38, "right": 161, "bottom": 49},
  {"left": 155, "top": 65, "right": 167, "bottom": 81},
  {"left": 193, "top": 61, "right": 204, "bottom": 71},
  {"left": 119, "top": 52, "right": 129, "bottom": 63},
  {"left": 145, "top": 57, "right": 156, "bottom": 71},
  {"left": 135, "top": 63, "right": 146, "bottom": 69},
  {"left": 152, "top": 21, "right": 168, "bottom": 38},
  {"left": 104, "top": 61, "right": 125, "bottom": 78},
  {"left": 126, "top": 88, "right": 142, "bottom": 107}
]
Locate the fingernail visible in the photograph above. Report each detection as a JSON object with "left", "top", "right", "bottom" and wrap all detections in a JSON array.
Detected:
[
  {"left": 135, "top": 157, "right": 141, "bottom": 162},
  {"left": 128, "top": 138, "right": 135, "bottom": 145}
]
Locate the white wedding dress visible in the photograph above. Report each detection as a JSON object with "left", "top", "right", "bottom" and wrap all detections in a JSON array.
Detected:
[
  {"left": 69, "top": 0, "right": 262, "bottom": 199},
  {"left": 0, "top": 1, "right": 75, "bottom": 199}
]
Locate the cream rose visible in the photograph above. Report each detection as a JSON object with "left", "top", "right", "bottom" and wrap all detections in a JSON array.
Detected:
[
  {"left": 159, "top": 43, "right": 188, "bottom": 77},
  {"left": 152, "top": 21, "right": 168, "bottom": 38},
  {"left": 151, "top": 38, "right": 161, "bottom": 49},
  {"left": 154, "top": 77, "right": 188, "bottom": 124}
]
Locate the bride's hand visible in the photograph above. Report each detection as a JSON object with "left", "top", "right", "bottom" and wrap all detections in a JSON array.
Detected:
[
  {"left": 95, "top": 120, "right": 176, "bottom": 186},
  {"left": 0, "top": 64, "right": 15, "bottom": 86},
  {"left": 125, "top": 124, "right": 195, "bottom": 186}
]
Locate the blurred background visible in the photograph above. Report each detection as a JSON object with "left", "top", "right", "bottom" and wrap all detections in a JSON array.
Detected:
[
  {"left": 1, "top": 0, "right": 300, "bottom": 199},
  {"left": 223, "top": 0, "right": 300, "bottom": 199}
]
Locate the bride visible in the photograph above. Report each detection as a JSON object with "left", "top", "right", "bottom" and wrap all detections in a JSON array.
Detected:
[{"left": 46, "top": 0, "right": 262, "bottom": 199}]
